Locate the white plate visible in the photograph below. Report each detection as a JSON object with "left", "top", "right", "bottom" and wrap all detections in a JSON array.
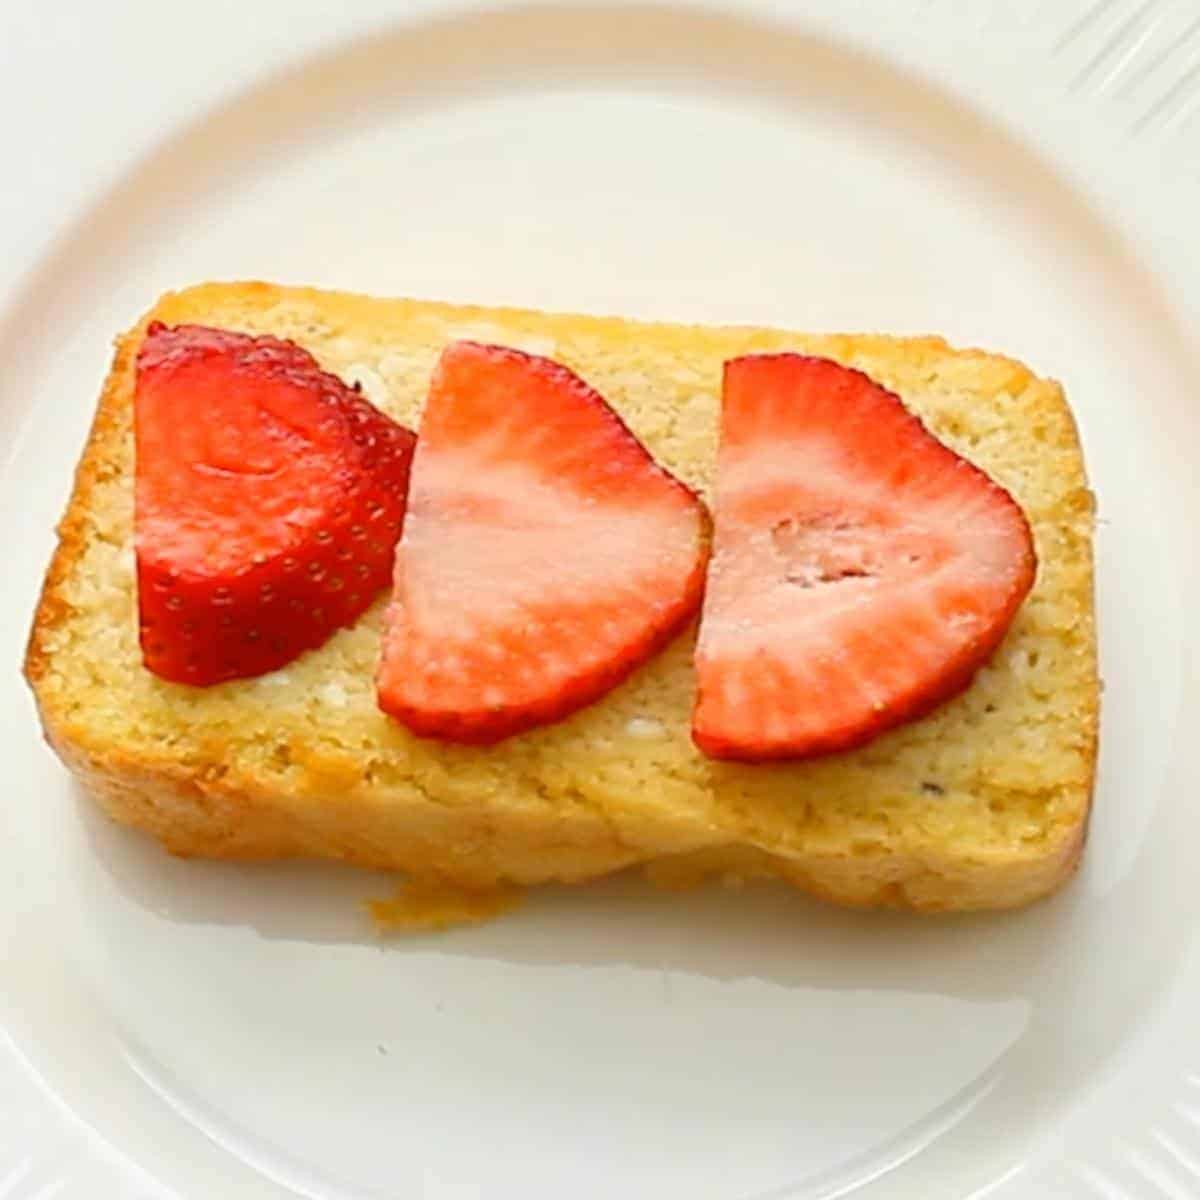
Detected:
[{"left": 3, "top": 2, "right": 1200, "bottom": 1196}]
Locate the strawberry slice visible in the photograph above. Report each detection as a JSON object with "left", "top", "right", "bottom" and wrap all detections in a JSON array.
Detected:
[
  {"left": 135, "top": 323, "right": 415, "bottom": 685},
  {"left": 377, "top": 341, "right": 709, "bottom": 744},
  {"left": 693, "top": 354, "right": 1036, "bottom": 761}
]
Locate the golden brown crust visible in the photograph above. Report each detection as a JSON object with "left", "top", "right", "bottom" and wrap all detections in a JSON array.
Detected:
[
  {"left": 25, "top": 327, "right": 145, "bottom": 685},
  {"left": 25, "top": 282, "right": 1099, "bottom": 914}
]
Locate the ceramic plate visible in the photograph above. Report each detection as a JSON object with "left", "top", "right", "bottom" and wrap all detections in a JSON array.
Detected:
[{"left": 3, "top": 1, "right": 1199, "bottom": 1196}]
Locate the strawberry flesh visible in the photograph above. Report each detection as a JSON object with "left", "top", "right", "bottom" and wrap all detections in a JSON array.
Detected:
[
  {"left": 693, "top": 354, "right": 1036, "bottom": 761},
  {"left": 377, "top": 341, "right": 710, "bottom": 744},
  {"left": 135, "top": 323, "right": 415, "bottom": 685}
]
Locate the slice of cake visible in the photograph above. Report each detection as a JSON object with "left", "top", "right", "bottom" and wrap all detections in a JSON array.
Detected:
[{"left": 25, "top": 282, "right": 1098, "bottom": 912}]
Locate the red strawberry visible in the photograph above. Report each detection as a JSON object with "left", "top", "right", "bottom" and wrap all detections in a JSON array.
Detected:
[
  {"left": 135, "top": 323, "right": 415, "bottom": 685},
  {"left": 377, "top": 341, "right": 709, "bottom": 744},
  {"left": 693, "top": 354, "right": 1036, "bottom": 761}
]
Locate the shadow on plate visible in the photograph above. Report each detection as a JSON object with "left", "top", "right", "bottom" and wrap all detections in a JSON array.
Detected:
[
  {"left": 74, "top": 782, "right": 1139, "bottom": 1175},
  {"left": 76, "top": 781, "right": 1083, "bottom": 1002}
]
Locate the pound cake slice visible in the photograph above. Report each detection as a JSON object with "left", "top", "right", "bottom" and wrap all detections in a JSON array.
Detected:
[{"left": 25, "top": 282, "right": 1098, "bottom": 912}]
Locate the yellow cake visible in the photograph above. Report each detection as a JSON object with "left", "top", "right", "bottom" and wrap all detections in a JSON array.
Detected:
[{"left": 24, "top": 282, "right": 1098, "bottom": 912}]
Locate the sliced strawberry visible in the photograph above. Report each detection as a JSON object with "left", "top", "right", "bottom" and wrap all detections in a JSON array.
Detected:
[
  {"left": 377, "top": 341, "right": 709, "bottom": 744},
  {"left": 135, "top": 323, "right": 415, "bottom": 685},
  {"left": 693, "top": 354, "right": 1036, "bottom": 761}
]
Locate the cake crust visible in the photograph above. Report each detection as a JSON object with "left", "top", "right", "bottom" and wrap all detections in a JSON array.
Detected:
[{"left": 25, "top": 282, "right": 1099, "bottom": 912}]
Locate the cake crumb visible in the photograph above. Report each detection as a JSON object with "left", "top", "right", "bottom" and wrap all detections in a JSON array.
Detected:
[
  {"left": 344, "top": 363, "right": 390, "bottom": 408},
  {"left": 368, "top": 878, "right": 524, "bottom": 933},
  {"left": 626, "top": 715, "right": 666, "bottom": 739}
]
